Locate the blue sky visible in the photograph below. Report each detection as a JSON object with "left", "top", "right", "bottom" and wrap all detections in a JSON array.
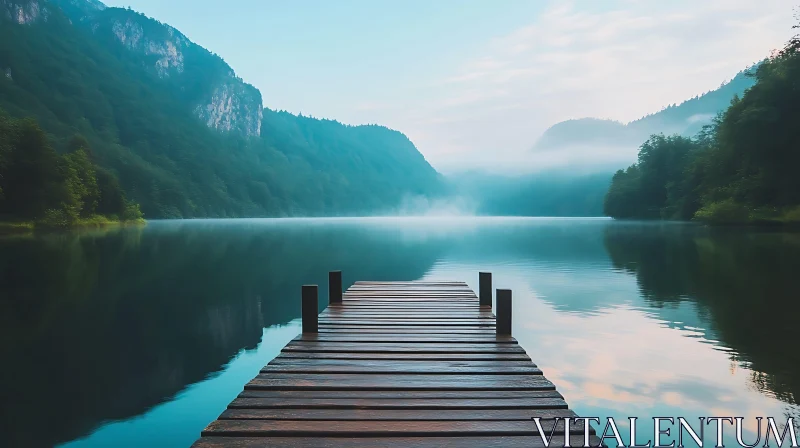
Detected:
[{"left": 103, "top": 0, "right": 796, "bottom": 173}]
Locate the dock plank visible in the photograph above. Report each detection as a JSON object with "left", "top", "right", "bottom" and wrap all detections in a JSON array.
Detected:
[
  {"left": 219, "top": 408, "right": 575, "bottom": 421},
  {"left": 227, "top": 397, "right": 567, "bottom": 410},
  {"left": 201, "top": 419, "right": 591, "bottom": 436},
  {"left": 194, "top": 437, "right": 602, "bottom": 448}
]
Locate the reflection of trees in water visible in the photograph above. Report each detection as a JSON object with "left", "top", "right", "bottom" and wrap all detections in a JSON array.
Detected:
[
  {"left": 603, "top": 224, "right": 800, "bottom": 406},
  {"left": 0, "top": 223, "right": 442, "bottom": 448}
]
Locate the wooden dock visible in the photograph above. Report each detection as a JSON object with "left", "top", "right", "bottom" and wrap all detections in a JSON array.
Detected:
[{"left": 192, "top": 272, "right": 598, "bottom": 447}]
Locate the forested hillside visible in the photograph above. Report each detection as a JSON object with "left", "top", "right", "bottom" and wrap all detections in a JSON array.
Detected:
[
  {"left": 0, "top": 0, "right": 443, "bottom": 220},
  {"left": 604, "top": 23, "right": 800, "bottom": 225}
]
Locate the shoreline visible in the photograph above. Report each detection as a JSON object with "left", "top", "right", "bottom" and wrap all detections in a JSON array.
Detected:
[{"left": 0, "top": 219, "right": 147, "bottom": 236}]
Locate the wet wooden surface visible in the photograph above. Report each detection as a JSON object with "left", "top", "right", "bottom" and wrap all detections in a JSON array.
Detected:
[{"left": 192, "top": 281, "right": 598, "bottom": 447}]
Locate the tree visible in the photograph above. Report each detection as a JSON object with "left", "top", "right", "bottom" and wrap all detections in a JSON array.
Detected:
[
  {"left": 60, "top": 148, "right": 100, "bottom": 219},
  {"left": 96, "top": 167, "right": 127, "bottom": 217},
  {"left": 1, "top": 118, "right": 61, "bottom": 219},
  {"left": 604, "top": 135, "right": 698, "bottom": 220},
  {"left": 604, "top": 166, "right": 643, "bottom": 219}
]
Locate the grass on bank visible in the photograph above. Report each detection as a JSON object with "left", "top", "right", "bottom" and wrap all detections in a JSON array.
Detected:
[
  {"left": 1, "top": 213, "right": 145, "bottom": 235},
  {"left": 694, "top": 200, "right": 800, "bottom": 226}
]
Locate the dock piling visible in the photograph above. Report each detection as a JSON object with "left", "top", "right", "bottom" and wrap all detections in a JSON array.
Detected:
[
  {"left": 302, "top": 284, "right": 319, "bottom": 333},
  {"left": 496, "top": 288, "right": 512, "bottom": 336},
  {"left": 329, "top": 271, "right": 342, "bottom": 304},
  {"left": 479, "top": 272, "right": 492, "bottom": 307}
]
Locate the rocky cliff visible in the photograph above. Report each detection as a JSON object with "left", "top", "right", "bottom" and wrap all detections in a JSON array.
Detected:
[
  {"left": 2, "top": 0, "right": 50, "bottom": 24},
  {"left": 50, "top": 0, "right": 263, "bottom": 137}
]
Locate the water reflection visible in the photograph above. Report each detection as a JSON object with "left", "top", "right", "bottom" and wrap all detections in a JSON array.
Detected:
[
  {"left": 604, "top": 223, "right": 800, "bottom": 405},
  {"left": 0, "top": 218, "right": 798, "bottom": 447}
]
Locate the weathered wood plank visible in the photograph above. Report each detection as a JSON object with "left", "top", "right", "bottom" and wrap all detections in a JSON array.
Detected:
[
  {"left": 321, "top": 310, "right": 495, "bottom": 314},
  {"left": 261, "top": 364, "right": 542, "bottom": 375},
  {"left": 321, "top": 315, "right": 490, "bottom": 318},
  {"left": 317, "top": 327, "right": 499, "bottom": 334},
  {"left": 227, "top": 397, "right": 566, "bottom": 410},
  {"left": 219, "top": 408, "right": 575, "bottom": 421},
  {"left": 236, "top": 390, "right": 563, "bottom": 399},
  {"left": 275, "top": 352, "right": 532, "bottom": 361},
  {"left": 315, "top": 320, "right": 496, "bottom": 326},
  {"left": 343, "top": 294, "right": 478, "bottom": 298},
  {"left": 283, "top": 342, "right": 526, "bottom": 353},
  {"left": 245, "top": 374, "right": 556, "bottom": 391},
  {"left": 268, "top": 359, "right": 538, "bottom": 368},
  {"left": 193, "top": 436, "right": 601, "bottom": 448},
  {"left": 324, "top": 306, "right": 487, "bottom": 310},
  {"left": 340, "top": 298, "right": 480, "bottom": 301},
  {"left": 293, "top": 335, "right": 516, "bottom": 344},
  {"left": 202, "top": 420, "right": 593, "bottom": 437}
]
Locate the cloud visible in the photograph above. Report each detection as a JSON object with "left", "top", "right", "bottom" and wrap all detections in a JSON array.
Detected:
[{"left": 402, "top": 0, "right": 796, "bottom": 173}]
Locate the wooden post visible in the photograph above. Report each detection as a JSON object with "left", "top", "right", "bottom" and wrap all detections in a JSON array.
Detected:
[
  {"left": 329, "top": 271, "right": 342, "bottom": 304},
  {"left": 496, "top": 289, "right": 512, "bottom": 336},
  {"left": 302, "top": 285, "right": 318, "bottom": 333},
  {"left": 479, "top": 272, "right": 492, "bottom": 307}
]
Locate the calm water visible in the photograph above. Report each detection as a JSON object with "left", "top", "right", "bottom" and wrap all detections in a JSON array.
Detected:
[{"left": 1, "top": 217, "right": 799, "bottom": 447}]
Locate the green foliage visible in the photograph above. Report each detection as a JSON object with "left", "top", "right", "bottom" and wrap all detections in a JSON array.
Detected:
[
  {"left": 60, "top": 148, "right": 100, "bottom": 218},
  {"left": 783, "top": 206, "right": 800, "bottom": 223},
  {"left": 0, "top": 115, "right": 62, "bottom": 219},
  {"left": 605, "top": 17, "right": 800, "bottom": 225},
  {"left": 604, "top": 166, "right": 643, "bottom": 219},
  {"left": 0, "top": 112, "right": 142, "bottom": 227},
  {"left": 604, "top": 135, "right": 699, "bottom": 220},
  {"left": 693, "top": 199, "right": 751, "bottom": 224},
  {"left": 38, "top": 207, "right": 74, "bottom": 228},
  {"left": 121, "top": 201, "right": 144, "bottom": 222}
]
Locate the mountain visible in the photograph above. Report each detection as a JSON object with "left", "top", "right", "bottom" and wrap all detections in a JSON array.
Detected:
[
  {"left": 532, "top": 69, "right": 757, "bottom": 167},
  {"left": 0, "top": 0, "right": 443, "bottom": 218}
]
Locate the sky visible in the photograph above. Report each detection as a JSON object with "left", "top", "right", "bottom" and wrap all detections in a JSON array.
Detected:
[{"left": 103, "top": 0, "right": 797, "bottom": 174}]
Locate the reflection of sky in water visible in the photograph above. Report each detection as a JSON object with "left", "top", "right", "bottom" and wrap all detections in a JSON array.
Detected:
[
  {"left": 423, "top": 260, "right": 798, "bottom": 446},
  {"left": 47, "top": 218, "right": 798, "bottom": 447}
]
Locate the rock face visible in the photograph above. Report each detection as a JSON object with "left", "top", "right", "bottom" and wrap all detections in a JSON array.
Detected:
[
  {"left": 2, "top": 0, "right": 49, "bottom": 24},
  {"left": 197, "top": 80, "right": 263, "bottom": 137},
  {"left": 49, "top": 0, "right": 263, "bottom": 137},
  {"left": 110, "top": 17, "right": 188, "bottom": 77}
]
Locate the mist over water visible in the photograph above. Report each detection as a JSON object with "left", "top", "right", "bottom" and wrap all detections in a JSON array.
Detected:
[
  {"left": 1, "top": 218, "right": 798, "bottom": 447},
  {"left": 389, "top": 194, "right": 479, "bottom": 217}
]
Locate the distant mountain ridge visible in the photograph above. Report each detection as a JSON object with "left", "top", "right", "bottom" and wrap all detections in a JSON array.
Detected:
[{"left": 533, "top": 68, "right": 757, "bottom": 153}]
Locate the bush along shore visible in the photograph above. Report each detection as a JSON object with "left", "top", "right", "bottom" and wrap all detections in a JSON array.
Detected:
[{"left": 1, "top": 111, "right": 144, "bottom": 232}]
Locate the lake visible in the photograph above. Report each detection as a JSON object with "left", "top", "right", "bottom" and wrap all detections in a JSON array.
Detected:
[{"left": 1, "top": 217, "right": 798, "bottom": 447}]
